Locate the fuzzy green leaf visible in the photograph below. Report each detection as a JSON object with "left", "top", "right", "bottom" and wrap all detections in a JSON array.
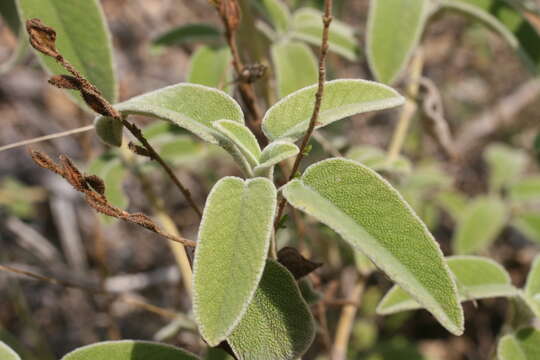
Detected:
[
  {"left": 442, "top": 0, "right": 540, "bottom": 73},
  {"left": 204, "top": 348, "right": 234, "bottom": 360},
  {"left": 510, "top": 176, "right": 540, "bottom": 203},
  {"left": 94, "top": 116, "right": 123, "bottom": 147},
  {"left": 153, "top": 24, "right": 221, "bottom": 47},
  {"left": 0, "top": 0, "right": 21, "bottom": 35},
  {"left": 281, "top": 158, "right": 464, "bottom": 335},
  {"left": 17, "top": 0, "right": 117, "bottom": 104},
  {"left": 291, "top": 8, "right": 359, "bottom": 61},
  {"left": 436, "top": 190, "right": 468, "bottom": 221},
  {"left": 367, "top": 0, "right": 430, "bottom": 84},
  {"left": 498, "top": 328, "right": 540, "bottom": 360},
  {"left": 513, "top": 213, "right": 540, "bottom": 245},
  {"left": 193, "top": 177, "right": 277, "bottom": 346},
  {"left": 261, "top": 0, "right": 291, "bottom": 33},
  {"left": 524, "top": 255, "right": 540, "bottom": 315},
  {"left": 262, "top": 79, "right": 404, "bottom": 141},
  {"left": 346, "top": 145, "right": 412, "bottom": 175},
  {"left": 213, "top": 120, "right": 261, "bottom": 168},
  {"left": 61, "top": 340, "right": 199, "bottom": 360},
  {"left": 227, "top": 260, "right": 316, "bottom": 360},
  {"left": 254, "top": 141, "right": 300, "bottom": 175},
  {"left": 377, "top": 256, "right": 517, "bottom": 315},
  {"left": 452, "top": 196, "right": 507, "bottom": 254},
  {"left": 271, "top": 41, "right": 318, "bottom": 98},
  {"left": 0, "top": 341, "right": 21, "bottom": 360},
  {"left": 187, "top": 46, "right": 232, "bottom": 92},
  {"left": 484, "top": 143, "right": 528, "bottom": 192}
]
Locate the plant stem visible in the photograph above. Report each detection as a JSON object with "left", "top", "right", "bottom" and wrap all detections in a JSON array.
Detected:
[
  {"left": 386, "top": 48, "right": 424, "bottom": 162},
  {"left": 0, "top": 125, "right": 94, "bottom": 152}
]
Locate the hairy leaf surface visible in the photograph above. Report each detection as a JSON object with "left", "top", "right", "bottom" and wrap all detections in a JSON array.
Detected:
[
  {"left": 367, "top": 0, "right": 430, "bottom": 84},
  {"left": 17, "top": 0, "right": 117, "bottom": 104},
  {"left": 262, "top": 80, "right": 404, "bottom": 141},
  {"left": 346, "top": 145, "right": 412, "bottom": 175},
  {"left": 227, "top": 260, "right": 315, "bottom": 360},
  {"left": 377, "top": 256, "right": 517, "bottom": 314},
  {"left": 262, "top": 0, "right": 291, "bottom": 33},
  {"left": 187, "top": 46, "right": 232, "bottom": 92},
  {"left": 281, "top": 158, "right": 464, "bottom": 335},
  {"left": 255, "top": 141, "right": 299, "bottom": 175},
  {"left": 271, "top": 41, "right": 318, "bottom": 98},
  {"left": 498, "top": 328, "right": 540, "bottom": 360},
  {"left": 61, "top": 340, "right": 199, "bottom": 360},
  {"left": 213, "top": 120, "right": 261, "bottom": 168},
  {"left": 193, "top": 177, "right": 277, "bottom": 346},
  {"left": 452, "top": 196, "right": 507, "bottom": 254},
  {"left": 524, "top": 255, "right": 540, "bottom": 315},
  {"left": 0, "top": 341, "right": 20, "bottom": 360}
]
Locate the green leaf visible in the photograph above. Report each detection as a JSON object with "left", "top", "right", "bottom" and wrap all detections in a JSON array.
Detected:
[
  {"left": 498, "top": 328, "right": 540, "bottom": 360},
  {"left": 94, "top": 116, "right": 123, "bottom": 147},
  {"left": 152, "top": 24, "right": 221, "bottom": 47},
  {"left": 512, "top": 213, "right": 540, "bottom": 244},
  {"left": 17, "top": 0, "right": 117, "bottom": 104},
  {"left": 346, "top": 145, "right": 412, "bottom": 175},
  {"left": 377, "top": 256, "right": 517, "bottom": 315},
  {"left": 213, "top": 120, "right": 261, "bottom": 168},
  {"left": 281, "top": 158, "right": 464, "bottom": 335},
  {"left": 436, "top": 190, "right": 468, "bottom": 221},
  {"left": 193, "top": 177, "right": 277, "bottom": 346},
  {"left": 524, "top": 254, "right": 540, "bottom": 315},
  {"left": 484, "top": 143, "right": 528, "bottom": 192},
  {"left": 187, "top": 46, "right": 232, "bottom": 92},
  {"left": 0, "top": 341, "right": 21, "bottom": 360},
  {"left": 227, "top": 260, "right": 316, "bottom": 360},
  {"left": 298, "top": 277, "right": 323, "bottom": 304},
  {"left": 509, "top": 176, "right": 540, "bottom": 203},
  {"left": 366, "top": 0, "right": 430, "bottom": 84},
  {"left": 0, "top": 0, "right": 21, "bottom": 35},
  {"left": 452, "top": 196, "right": 507, "bottom": 254},
  {"left": 291, "top": 8, "right": 360, "bottom": 61},
  {"left": 254, "top": 141, "right": 300, "bottom": 175},
  {"left": 442, "top": 0, "right": 540, "bottom": 73},
  {"left": 261, "top": 0, "right": 291, "bottom": 33},
  {"left": 204, "top": 348, "right": 234, "bottom": 360},
  {"left": 61, "top": 340, "right": 199, "bottom": 360},
  {"left": 262, "top": 79, "right": 404, "bottom": 141},
  {"left": 271, "top": 41, "right": 318, "bottom": 98}
]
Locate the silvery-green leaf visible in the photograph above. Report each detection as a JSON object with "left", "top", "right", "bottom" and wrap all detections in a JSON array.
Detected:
[
  {"left": 96, "top": 84, "right": 243, "bottom": 145},
  {"left": 262, "top": 79, "right": 404, "bottom": 141},
  {"left": 377, "top": 256, "right": 517, "bottom": 315},
  {"left": 261, "top": 0, "right": 291, "bottom": 33},
  {"left": 61, "top": 340, "right": 199, "bottom": 360},
  {"left": 510, "top": 176, "right": 540, "bottom": 203},
  {"left": 193, "top": 177, "right": 277, "bottom": 346},
  {"left": 291, "top": 8, "right": 359, "bottom": 61},
  {"left": 436, "top": 190, "right": 468, "bottom": 221},
  {"left": 452, "top": 196, "right": 507, "bottom": 254},
  {"left": 0, "top": 341, "right": 20, "bottom": 360},
  {"left": 281, "top": 158, "right": 464, "bottom": 335},
  {"left": 17, "top": 0, "right": 117, "bottom": 105},
  {"left": 497, "top": 328, "right": 540, "bottom": 360},
  {"left": 346, "top": 145, "right": 412, "bottom": 175},
  {"left": 254, "top": 141, "right": 299, "bottom": 176},
  {"left": 204, "top": 348, "right": 234, "bottom": 360},
  {"left": 512, "top": 213, "right": 540, "bottom": 245},
  {"left": 484, "top": 143, "right": 528, "bottom": 192},
  {"left": 153, "top": 24, "right": 221, "bottom": 47},
  {"left": 354, "top": 250, "right": 376, "bottom": 276},
  {"left": 213, "top": 120, "right": 261, "bottom": 168},
  {"left": 298, "top": 277, "right": 323, "bottom": 304},
  {"left": 523, "top": 254, "right": 540, "bottom": 315},
  {"left": 187, "top": 46, "right": 232, "bottom": 93},
  {"left": 366, "top": 0, "right": 431, "bottom": 84},
  {"left": 94, "top": 116, "right": 123, "bottom": 147},
  {"left": 441, "top": 0, "right": 540, "bottom": 73},
  {"left": 227, "top": 260, "right": 316, "bottom": 360},
  {"left": 271, "top": 41, "right": 318, "bottom": 98}
]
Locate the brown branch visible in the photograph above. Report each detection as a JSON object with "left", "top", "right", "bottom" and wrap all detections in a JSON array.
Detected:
[
  {"left": 26, "top": 18, "right": 202, "bottom": 218},
  {"left": 28, "top": 149, "right": 197, "bottom": 248},
  {"left": 274, "top": 0, "right": 333, "bottom": 234}
]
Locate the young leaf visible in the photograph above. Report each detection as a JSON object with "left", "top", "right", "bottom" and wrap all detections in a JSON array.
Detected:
[
  {"left": 512, "top": 213, "right": 540, "bottom": 245},
  {"left": 271, "top": 41, "right": 318, "bottom": 98},
  {"left": 377, "top": 256, "right": 517, "bottom": 315},
  {"left": 0, "top": 341, "right": 21, "bottom": 360},
  {"left": 17, "top": 0, "right": 117, "bottom": 104},
  {"left": 291, "top": 8, "right": 359, "bottom": 61},
  {"left": 436, "top": 190, "right": 468, "bottom": 221},
  {"left": 213, "top": 120, "right": 261, "bottom": 168},
  {"left": 524, "top": 254, "right": 540, "bottom": 315},
  {"left": 227, "top": 260, "right": 316, "bottom": 360},
  {"left": 497, "top": 328, "right": 540, "bottom": 360},
  {"left": 254, "top": 141, "right": 300, "bottom": 175},
  {"left": 452, "top": 196, "right": 507, "bottom": 254},
  {"left": 193, "top": 177, "right": 277, "bottom": 346},
  {"left": 366, "top": 0, "right": 431, "bottom": 84},
  {"left": 61, "top": 340, "right": 199, "bottom": 360},
  {"left": 87, "top": 153, "right": 128, "bottom": 215},
  {"left": 95, "top": 84, "right": 243, "bottom": 145},
  {"left": 152, "top": 24, "right": 221, "bottom": 47},
  {"left": 261, "top": 0, "right": 291, "bottom": 34},
  {"left": 187, "top": 46, "right": 232, "bottom": 92},
  {"left": 346, "top": 145, "right": 412, "bottom": 175},
  {"left": 484, "top": 143, "right": 528, "bottom": 192},
  {"left": 262, "top": 79, "right": 404, "bottom": 141},
  {"left": 281, "top": 158, "right": 464, "bottom": 335},
  {"left": 509, "top": 176, "right": 540, "bottom": 203},
  {"left": 94, "top": 116, "right": 123, "bottom": 147}
]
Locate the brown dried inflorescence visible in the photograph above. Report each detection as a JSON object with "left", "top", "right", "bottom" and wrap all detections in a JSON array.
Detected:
[{"left": 26, "top": 18, "right": 59, "bottom": 58}]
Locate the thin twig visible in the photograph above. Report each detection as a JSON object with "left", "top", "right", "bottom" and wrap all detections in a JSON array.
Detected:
[
  {"left": 273, "top": 0, "right": 333, "bottom": 240},
  {"left": 0, "top": 125, "right": 95, "bottom": 152}
]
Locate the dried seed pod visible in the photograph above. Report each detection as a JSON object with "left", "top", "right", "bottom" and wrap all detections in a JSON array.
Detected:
[
  {"left": 81, "top": 88, "right": 117, "bottom": 117},
  {"left": 85, "top": 193, "right": 121, "bottom": 217},
  {"left": 48, "top": 74, "right": 82, "bottom": 90},
  {"left": 28, "top": 149, "right": 63, "bottom": 175},
  {"left": 59, "top": 155, "right": 87, "bottom": 191},
  {"left": 128, "top": 213, "right": 158, "bottom": 232},
  {"left": 278, "top": 246, "right": 322, "bottom": 280},
  {"left": 26, "top": 18, "right": 59, "bottom": 58},
  {"left": 84, "top": 175, "right": 106, "bottom": 195},
  {"left": 128, "top": 142, "right": 152, "bottom": 158}
]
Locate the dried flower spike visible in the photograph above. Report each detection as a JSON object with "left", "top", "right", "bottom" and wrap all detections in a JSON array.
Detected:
[
  {"left": 48, "top": 75, "right": 82, "bottom": 90},
  {"left": 84, "top": 175, "right": 106, "bottom": 195},
  {"left": 26, "top": 18, "right": 59, "bottom": 58}
]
